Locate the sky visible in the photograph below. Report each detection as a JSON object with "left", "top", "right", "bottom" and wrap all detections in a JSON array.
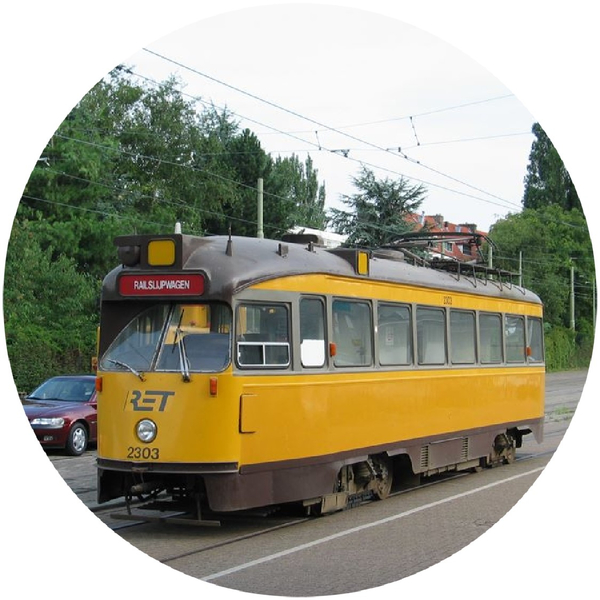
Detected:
[
  {"left": 1, "top": 2, "right": 598, "bottom": 600},
  {"left": 124, "top": 5, "right": 536, "bottom": 233}
]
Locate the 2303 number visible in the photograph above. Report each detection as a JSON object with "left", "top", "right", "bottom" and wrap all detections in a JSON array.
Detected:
[{"left": 127, "top": 446, "right": 160, "bottom": 460}]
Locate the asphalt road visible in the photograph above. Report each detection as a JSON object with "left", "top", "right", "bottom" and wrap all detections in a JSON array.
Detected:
[{"left": 45, "top": 369, "right": 590, "bottom": 596}]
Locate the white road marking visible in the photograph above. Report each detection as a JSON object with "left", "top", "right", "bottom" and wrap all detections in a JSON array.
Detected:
[{"left": 202, "top": 466, "right": 544, "bottom": 581}]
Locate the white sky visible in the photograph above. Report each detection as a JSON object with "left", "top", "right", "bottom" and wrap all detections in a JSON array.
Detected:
[
  {"left": 126, "top": 4, "right": 535, "bottom": 232},
  {"left": 1, "top": 2, "right": 598, "bottom": 600}
]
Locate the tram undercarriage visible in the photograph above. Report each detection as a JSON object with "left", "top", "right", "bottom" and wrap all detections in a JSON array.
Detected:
[{"left": 99, "top": 425, "right": 535, "bottom": 525}]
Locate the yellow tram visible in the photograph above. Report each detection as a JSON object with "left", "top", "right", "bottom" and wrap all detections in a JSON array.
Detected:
[{"left": 96, "top": 232, "right": 544, "bottom": 517}]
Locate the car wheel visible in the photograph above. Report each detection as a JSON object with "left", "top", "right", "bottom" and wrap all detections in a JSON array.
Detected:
[{"left": 66, "top": 423, "right": 88, "bottom": 456}]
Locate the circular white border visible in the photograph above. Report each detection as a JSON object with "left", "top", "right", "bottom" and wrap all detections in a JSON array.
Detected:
[{"left": 2, "top": 2, "right": 597, "bottom": 598}]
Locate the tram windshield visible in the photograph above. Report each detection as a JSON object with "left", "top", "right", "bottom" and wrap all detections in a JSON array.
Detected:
[{"left": 100, "top": 303, "right": 232, "bottom": 375}]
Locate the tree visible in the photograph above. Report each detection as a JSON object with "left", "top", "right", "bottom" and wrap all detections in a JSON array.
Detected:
[
  {"left": 4, "top": 221, "right": 99, "bottom": 391},
  {"left": 488, "top": 205, "right": 594, "bottom": 330},
  {"left": 19, "top": 68, "right": 329, "bottom": 255},
  {"left": 20, "top": 73, "right": 128, "bottom": 278},
  {"left": 523, "top": 122, "right": 581, "bottom": 211},
  {"left": 266, "top": 154, "right": 327, "bottom": 237},
  {"left": 329, "top": 167, "right": 426, "bottom": 247},
  {"left": 19, "top": 72, "right": 248, "bottom": 277},
  {"left": 202, "top": 126, "right": 270, "bottom": 237}
]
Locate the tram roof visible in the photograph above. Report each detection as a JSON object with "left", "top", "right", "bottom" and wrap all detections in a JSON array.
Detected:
[{"left": 102, "top": 234, "right": 542, "bottom": 305}]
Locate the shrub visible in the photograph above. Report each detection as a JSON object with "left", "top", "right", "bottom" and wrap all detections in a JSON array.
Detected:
[{"left": 544, "top": 323, "right": 594, "bottom": 372}]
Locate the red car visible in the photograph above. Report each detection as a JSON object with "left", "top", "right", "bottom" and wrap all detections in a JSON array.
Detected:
[{"left": 22, "top": 375, "right": 98, "bottom": 456}]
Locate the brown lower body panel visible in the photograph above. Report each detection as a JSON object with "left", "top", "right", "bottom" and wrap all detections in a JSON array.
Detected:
[{"left": 205, "top": 418, "right": 543, "bottom": 511}]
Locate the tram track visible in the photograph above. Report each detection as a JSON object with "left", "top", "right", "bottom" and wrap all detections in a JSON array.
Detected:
[
  {"left": 160, "top": 516, "right": 312, "bottom": 565},
  {"left": 105, "top": 444, "right": 555, "bottom": 566}
]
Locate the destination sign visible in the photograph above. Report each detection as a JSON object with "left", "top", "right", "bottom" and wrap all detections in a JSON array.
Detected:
[{"left": 119, "top": 273, "right": 204, "bottom": 296}]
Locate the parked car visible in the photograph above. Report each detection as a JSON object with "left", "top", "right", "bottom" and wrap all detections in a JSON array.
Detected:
[{"left": 22, "top": 375, "right": 98, "bottom": 456}]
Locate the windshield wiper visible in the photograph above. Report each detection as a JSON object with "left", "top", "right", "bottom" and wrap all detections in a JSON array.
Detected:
[
  {"left": 173, "top": 309, "right": 191, "bottom": 382},
  {"left": 105, "top": 358, "right": 146, "bottom": 381},
  {"left": 178, "top": 336, "right": 191, "bottom": 382}
]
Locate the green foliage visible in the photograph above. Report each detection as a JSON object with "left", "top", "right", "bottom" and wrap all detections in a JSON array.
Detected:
[
  {"left": 488, "top": 204, "right": 595, "bottom": 371},
  {"left": 265, "top": 154, "right": 327, "bottom": 237},
  {"left": 329, "top": 166, "right": 426, "bottom": 247},
  {"left": 4, "top": 221, "right": 100, "bottom": 392},
  {"left": 202, "top": 129, "right": 327, "bottom": 238},
  {"left": 488, "top": 205, "right": 594, "bottom": 328},
  {"left": 523, "top": 123, "right": 581, "bottom": 211},
  {"left": 544, "top": 324, "right": 593, "bottom": 372}
]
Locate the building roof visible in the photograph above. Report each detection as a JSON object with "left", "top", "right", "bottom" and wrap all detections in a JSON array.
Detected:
[{"left": 406, "top": 213, "right": 488, "bottom": 262}]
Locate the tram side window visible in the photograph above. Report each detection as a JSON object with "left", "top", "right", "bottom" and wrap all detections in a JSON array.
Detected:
[
  {"left": 378, "top": 304, "right": 412, "bottom": 365},
  {"left": 332, "top": 300, "right": 373, "bottom": 367},
  {"left": 236, "top": 304, "right": 290, "bottom": 368},
  {"left": 417, "top": 307, "right": 446, "bottom": 365},
  {"left": 450, "top": 310, "right": 476, "bottom": 364},
  {"left": 300, "top": 298, "right": 326, "bottom": 368},
  {"left": 527, "top": 317, "right": 544, "bottom": 363},
  {"left": 505, "top": 315, "right": 526, "bottom": 363},
  {"left": 479, "top": 313, "right": 503, "bottom": 364}
]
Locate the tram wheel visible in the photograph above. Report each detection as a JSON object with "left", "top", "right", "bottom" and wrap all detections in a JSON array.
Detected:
[
  {"left": 503, "top": 444, "right": 516, "bottom": 464},
  {"left": 492, "top": 433, "right": 516, "bottom": 466},
  {"left": 372, "top": 456, "right": 393, "bottom": 500}
]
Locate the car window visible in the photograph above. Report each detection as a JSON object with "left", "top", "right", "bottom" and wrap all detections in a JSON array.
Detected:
[{"left": 29, "top": 378, "right": 95, "bottom": 402}]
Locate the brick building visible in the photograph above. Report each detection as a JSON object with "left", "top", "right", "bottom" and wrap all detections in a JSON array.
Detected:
[{"left": 406, "top": 212, "right": 488, "bottom": 262}]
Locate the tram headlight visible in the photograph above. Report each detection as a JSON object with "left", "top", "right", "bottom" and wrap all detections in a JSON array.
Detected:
[{"left": 136, "top": 419, "right": 157, "bottom": 443}]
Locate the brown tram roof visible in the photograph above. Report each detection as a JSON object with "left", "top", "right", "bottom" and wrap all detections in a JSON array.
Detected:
[{"left": 101, "top": 234, "right": 542, "bottom": 306}]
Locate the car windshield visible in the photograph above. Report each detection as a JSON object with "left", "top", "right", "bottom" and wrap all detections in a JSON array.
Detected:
[
  {"left": 28, "top": 378, "right": 95, "bottom": 402},
  {"left": 99, "top": 303, "right": 232, "bottom": 375}
]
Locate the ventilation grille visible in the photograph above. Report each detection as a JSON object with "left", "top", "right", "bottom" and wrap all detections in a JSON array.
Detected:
[
  {"left": 420, "top": 446, "right": 429, "bottom": 470},
  {"left": 461, "top": 437, "right": 469, "bottom": 461}
]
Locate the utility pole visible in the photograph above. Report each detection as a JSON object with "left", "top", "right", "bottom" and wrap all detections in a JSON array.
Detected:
[
  {"left": 518, "top": 251, "right": 523, "bottom": 287},
  {"left": 257, "top": 177, "right": 264, "bottom": 239},
  {"left": 570, "top": 265, "right": 576, "bottom": 331},
  {"left": 593, "top": 275, "right": 597, "bottom": 329}
]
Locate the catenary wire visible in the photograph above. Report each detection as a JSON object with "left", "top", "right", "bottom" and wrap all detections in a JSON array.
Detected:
[{"left": 140, "top": 49, "right": 525, "bottom": 211}]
